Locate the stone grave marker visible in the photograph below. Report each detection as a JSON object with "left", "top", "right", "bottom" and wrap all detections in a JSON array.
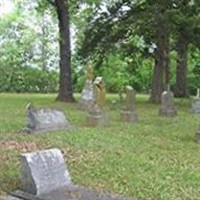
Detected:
[
  {"left": 86, "top": 76, "right": 108, "bottom": 127},
  {"left": 191, "top": 88, "right": 200, "bottom": 113},
  {"left": 79, "top": 61, "right": 95, "bottom": 111},
  {"left": 159, "top": 86, "right": 177, "bottom": 117},
  {"left": 20, "top": 148, "right": 71, "bottom": 195},
  {"left": 9, "top": 148, "right": 136, "bottom": 200},
  {"left": 23, "top": 103, "right": 70, "bottom": 133},
  {"left": 121, "top": 86, "right": 138, "bottom": 122}
]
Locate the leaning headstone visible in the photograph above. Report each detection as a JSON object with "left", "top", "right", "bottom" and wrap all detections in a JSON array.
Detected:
[
  {"left": 86, "top": 76, "right": 107, "bottom": 127},
  {"left": 13, "top": 148, "right": 135, "bottom": 200},
  {"left": 20, "top": 148, "right": 71, "bottom": 195},
  {"left": 121, "top": 86, "right": 138, "bottom": 122},
  {"left": 191, "top": 88, "right": 200, "bottom": 113},
  {"left": 79, "top": 61, "right": 95, "bottom": 111},
  {"left": 23, "top": 103, "right": 70, "bottom": 133},
  {"left": 159, "top": 86, "right": 177, "bottom": 117}
]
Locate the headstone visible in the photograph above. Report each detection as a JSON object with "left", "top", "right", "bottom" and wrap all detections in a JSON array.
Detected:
[
  {"left": 79, "top": 61, "right": 95, "bottom": 111},
  {"left": 191, "top": 88, "right": 200, "bottom": 113},
  {"left": 120, "top": 86, "right": 138, "bottom": 122},
  {"left": 159, "top": 86, "right": 177, "bottom": 117},
  {"left": 20, "top": 148, "right": 71, "bottom": 195},
  {"left": 24, "top": 103, "right": 70, "bottom": 134},
  {"left": 110, "top": 100, "right": 117, "bottom": 110},
  {"left": 86, "top": 76, "right": 107, "bottom": 127},
  {"left": 12, "top": 149, "right": 135, "bottom": 200}
]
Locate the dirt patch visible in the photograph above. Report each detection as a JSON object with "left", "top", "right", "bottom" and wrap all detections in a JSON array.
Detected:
[{"left": 0, "top": 141, "right": 38, "bottom": 152}]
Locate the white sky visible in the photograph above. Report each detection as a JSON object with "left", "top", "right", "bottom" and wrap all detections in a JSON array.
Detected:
[{"left": 0, "top": 0, "right": 14, "bottom": 16}]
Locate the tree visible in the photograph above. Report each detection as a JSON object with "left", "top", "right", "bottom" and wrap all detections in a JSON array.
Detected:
[
  {"left": 45, "top": 0, "right": 75, "bottom": 102},
  {"left": 77, "top": 0, "right": 172, "bottom": 103},
  {"left": 172, "top": 0, "right": 200, "bottom": 97}
]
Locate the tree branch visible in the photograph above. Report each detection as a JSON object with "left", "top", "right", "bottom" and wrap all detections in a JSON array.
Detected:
[{"left": 47, "top": 0, "right": 55, "bottom": 7}]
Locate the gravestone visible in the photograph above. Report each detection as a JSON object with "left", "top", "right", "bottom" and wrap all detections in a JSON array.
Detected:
[
  {"left": 23, "top": 103, "right": 70, "bottom": 133},
  {"left": 191, "top": 88, "right": 200, "bottom": 113},
  {"left": 13, "top": 148, "right": 136, "bottom": 200},
  {"left": 121, "top": 86, "right": 138, "bottom": 122},
  {"left": 79, "top": 61, "right": 95, "bottom": 111},
  {"left": 86, "top": 76, "right": 107, "bottom": 127},
  {"left": 20, "top": 148, "right": 71, "bottom": 195},
  {"left": 159, "top": 86, "right": 177, "bottom": 117}
]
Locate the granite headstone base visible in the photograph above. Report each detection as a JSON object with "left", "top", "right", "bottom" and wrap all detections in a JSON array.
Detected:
[
  {"left": 120, "top": 111, "right": 138, "bottom": 122},
  {"left": 159, "top": 107, "right": 177, "bottom": 117},
  {"left": 10, "top": 186, "right": 135, "bottom": 200},
  {"left": 86, "top": 110, "right": 108, "bottom": 127}
]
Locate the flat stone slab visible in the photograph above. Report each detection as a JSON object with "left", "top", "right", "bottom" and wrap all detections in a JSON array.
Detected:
[
  {"left": 10, "top": 186, "right": 136, "bottom": 200},
  {"left": 39, "top": 185, "right": 134, "bottom": 200}
]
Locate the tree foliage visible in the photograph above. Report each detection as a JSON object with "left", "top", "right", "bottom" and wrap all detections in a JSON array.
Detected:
[
  {"left": 77, "top": 0, "right": 200, "bottom": 102},
  {"left": 0, "top": 0, "right": 199, "bottom": 100}
]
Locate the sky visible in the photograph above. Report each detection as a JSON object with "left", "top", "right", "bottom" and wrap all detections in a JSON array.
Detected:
[{"left": 0, "top": 0, "right": 14, "bottom": 16}]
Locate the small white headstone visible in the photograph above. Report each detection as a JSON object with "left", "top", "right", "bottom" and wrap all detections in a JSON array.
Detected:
[
  {"left": 120, "top": 86, "right": 138, "bottom": 122},
  {"left": 20, "top": 148, "right": 71, "bottom": 195},
  {"left": 159, "top": 89, "right": 177, "bottom": 116}
]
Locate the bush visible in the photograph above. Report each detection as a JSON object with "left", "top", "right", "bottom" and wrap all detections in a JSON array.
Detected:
[{"left": 0, "top": 66, "right": 58, "bottom": 93}]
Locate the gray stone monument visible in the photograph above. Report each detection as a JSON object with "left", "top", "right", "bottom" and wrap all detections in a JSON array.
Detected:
[
  {"left": 86, "top": 76, "right": 107, "bottom": 127},
  {"left": 159, "top": 86, "right": 177, "bottom": 117},
  {"left": 191, "top": 88, "right": 200, "bottom": 113},
  {"left": 79, "top": 61, "right": 95, "bottom": 111},
  {"left": 20, "top": 148, "right": 71, "bottom": 195},
  {"left": 24, "top": 103, "right": 70, "bottom": 133},
  {"left": 13, "top": 148, "right": 135, "bottom": 200},
  {"left": 120, "top": 86, "right": 138, "bottom": 122}
]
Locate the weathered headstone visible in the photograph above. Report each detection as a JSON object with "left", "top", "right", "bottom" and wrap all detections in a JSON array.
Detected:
[
  {"left": 159, "top": 86, "right": 177, "bottom": 117},
  {"left": 20, "top": 148, "right": 71, "bottom": 195},
  {"left": 23, "top": 103, "right": 70, "bottom": 133},
  {"left": 79, "top": 61, "right": 95, "bottom": 111},
  {"left": 121, "top": 86, "right": 138, "bottom": 122},
  {"left": 191, "top": 88, "right": 200, "bottom": 113},
  {"left": 110, "top": 100, "right": 117, "bottom": 110},
  {"left": 86, "top": 76, "right": 107, "bottom": 127},
  {"left": 15, "top": 149, "right": 135, "bottom": 200}
]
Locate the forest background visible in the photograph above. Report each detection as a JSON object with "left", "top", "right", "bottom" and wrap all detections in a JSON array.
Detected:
[{"left": 0, "top": 0, "right": 200, "bottom": 103}]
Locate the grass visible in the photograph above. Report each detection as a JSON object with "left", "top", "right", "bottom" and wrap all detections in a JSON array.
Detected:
[{"left": 0, "top": 93, "right": 200, "bottom": 200}]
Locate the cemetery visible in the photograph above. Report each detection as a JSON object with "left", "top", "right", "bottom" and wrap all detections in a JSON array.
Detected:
[
  {"left": 0, "top": 1, "right": 200, "bottom": 200},
  {"left": 0, "top": 92, "right": 200, "bottom": 200}
]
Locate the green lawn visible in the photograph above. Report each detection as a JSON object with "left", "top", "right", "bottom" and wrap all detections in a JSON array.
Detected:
[{"left": 0, "top": 93, "right": 200, "bottom": 200}]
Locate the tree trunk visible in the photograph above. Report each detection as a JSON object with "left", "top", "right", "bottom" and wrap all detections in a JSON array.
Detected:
[
  {"left": 174, "top": 35, "right": 188, "bottom": 98},
  {"left": 55, "top": 0, "right": 75, "bottom": 102},
  {"left": 150, "top": 14, "right": 168, "bottom": 103},
  {"left": 164, "top": 34, "right": 170, "bottom": 88}
]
